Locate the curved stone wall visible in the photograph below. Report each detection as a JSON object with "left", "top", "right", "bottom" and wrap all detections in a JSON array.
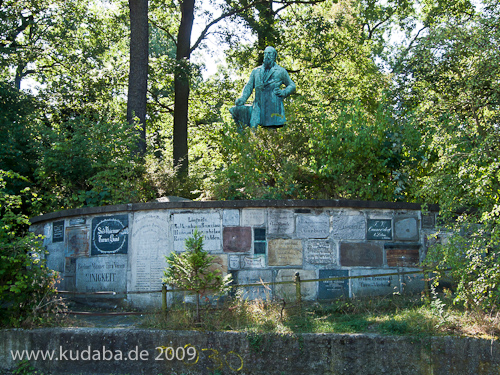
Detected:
[{"left": 30, "top": 199, "right": 439, "bottom": 308}]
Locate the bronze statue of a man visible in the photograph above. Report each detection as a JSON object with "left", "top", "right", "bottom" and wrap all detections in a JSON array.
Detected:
[{"left": 230, "top": 46, "right": 296, "bottom": 128}]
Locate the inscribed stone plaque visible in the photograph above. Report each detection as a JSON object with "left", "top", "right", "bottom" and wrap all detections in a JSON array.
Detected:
[
  {"left": 76, "top": 255, "right": 127, "bottom": 293},
  {"left": 63, "top": 258, "right": 77, "bottom": 291},
  {"left": 351, "top": 269, "right": 399, "bottom": 297},
  {"left": 367, "top": 219, "right": 392, "bottom": 240},
  {"left": 223, "top": 227, "right": 252, "bottom": 253},
  {"left": 69, "top": 217, "right": 86, "bottom": 226},
  {"left": 242, "top": 255, "right": 266, "bottom": 269},
  {"left": 65, "top": 227, "right": 90, "bottom": 257},
  {"left": 46, "top": 243, "right": 65, "bottom": 273},
  {"left": 268, "top": 239, "right": 302, "bottom": 266},
  {"left": 52, "top": 220, "right": 65, "bottom": 243},
  {"left": 318, "top": 269, "right": 349, "bottom": 300},
  {"left": 237, "top": 270, "right": 273, "bottom": 300},
  {"left": 91, "top": 215, "right": 128, "bottom": 255},
  {"left": 130, "top": 212, "right": 170, "bottom": 291},
  {"left": 340, "top": 242, "right": 383, "bottom": 267},
  {"left": 305, "top": 239, "right": 335, "bottom": 265},
  {"left": 241, "top": 209, "right": 266, "bottom": 226},
  {"left": 296, "top": 215, "right": 329, "bottom": 238},
  {"left": 422, "top": 214, "right": 435, "bottom": 229},
  {"left": 332, "top": 215, "right": 365, "bottom": 240},
  {"left": 394, "top": 217, "right": 419, "bottom": 241},
  {"left": 173, "top": 212, "right": 221, "bottom": 252},
  {"left": 385, "top": 243, "right": 421, "bottom": 267},
  {"left": 228, "top": 255, "right": 240, "bottom": 270},
  {"left": 223, "top": 209, "right": 240, "bottom": 226},
  {"left": 275, "top": 269, "right": 317, "bottom": 301},
  {"left": 268, "top": 209, "right": 294, "bottom": 235}
]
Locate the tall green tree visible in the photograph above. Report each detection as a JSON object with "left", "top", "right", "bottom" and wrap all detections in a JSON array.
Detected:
[{"left": 392, "top": 0, "right": 500, "bottom": 310}]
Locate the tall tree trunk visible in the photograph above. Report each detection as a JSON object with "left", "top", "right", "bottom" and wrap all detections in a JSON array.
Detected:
[
  {"left": 196, "top": 292, "right": 200, "bottom": 322},
  {"left": 173, "top": 0, "right": 195, "bottom": 177},
  {"left": 14, "top": 62, "right": 25, "bottom": 90},
  {"left": 256, "top": 0, "right": 277, "bottom": 64},
  {"left": 127, "top": 0, "right": 149, "bottom": 156}
]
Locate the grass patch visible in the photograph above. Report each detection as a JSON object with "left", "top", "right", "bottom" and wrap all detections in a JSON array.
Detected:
[{"left": 140, "top": 293, "right": 500, "bottom": 339}]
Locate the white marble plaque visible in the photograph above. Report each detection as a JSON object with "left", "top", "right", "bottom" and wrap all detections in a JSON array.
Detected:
[
  {"left": 241, "top": 209, "right": 266, "bottom": 226},
  {"left": 296, "top": 215, "right": 330, "bottom": 238},
  {"left": 223, "top": 209, "right": 240, "bottom": 226},
  {"left": 268, "top": 209, "right": 294, "bottom": 235},
  {"left": 76, "top": 255, "right": 127, "bottom": 293},
  {"left": 229, "top": 255, "right": 240, "bottom": 270},
  {"left": 305, "top": 239, "right": 335, "bottom": 265},
  {"left": 331, "top": 215, "right": 365, "bottom": 240},
  {"left": 242, "top": 255, "right": 266, "bottom": 269},
  {"left": 173, "top": 212, "right": 222, "bottom": 252},
  {"left": 130, "top": 212, "right": 170, "bottom": 291}
]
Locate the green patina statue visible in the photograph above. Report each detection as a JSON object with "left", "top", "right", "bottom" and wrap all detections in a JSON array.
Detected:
[{"left": 230, "top": 46, "right": 296, "bottom": 128}]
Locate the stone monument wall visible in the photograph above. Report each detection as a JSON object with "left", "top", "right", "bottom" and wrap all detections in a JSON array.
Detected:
[{"left": 30, "top": 200, "right": 439, "bottom": 309}]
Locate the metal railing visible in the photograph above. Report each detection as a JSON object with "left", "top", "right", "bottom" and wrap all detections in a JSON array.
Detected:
[{"left": 57, "top": 268, "right": 446, "bottom": 314}]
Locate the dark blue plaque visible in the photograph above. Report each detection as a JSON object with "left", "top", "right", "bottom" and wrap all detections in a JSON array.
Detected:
[
  {"left": 367, "top": 219, "right": 392, "bottom": 240},
  {"left": 318, "top": 269, "right": 349, "bottom": 300},
  {"left": 91, "top": 215, "right": 128, "bottom": 255},
  {"left": 254, "top": 228, "right": 266, "bottom": 254},
  {"left": 52, "top": 220, "right": 65, "bottom": 243}
]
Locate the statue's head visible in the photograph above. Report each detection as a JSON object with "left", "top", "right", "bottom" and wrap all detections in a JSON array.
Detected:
[{"left": 263, "top": 46, "right": 277, "bottom": 68}]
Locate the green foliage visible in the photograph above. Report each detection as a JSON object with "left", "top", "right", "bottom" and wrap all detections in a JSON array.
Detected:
[
  {"left": 163, "top": 229, "right": 232, "bottom": 321},
  {"left": 0, "top": 83, "right": 41, "bottom": 185},
  {"left": 404, "top": 0, "right": 500, "bottom": 311},
  {"left": 210, "top": 121, "right": 312, "bottom": 200},
  {"left": 425, "top": 219, "right": 500, "bottom": 311},
  {"left": 307, "top": 101, "right": 422, "bottom": 201},
  {"left": 210, "top": 99, "right": 421, "bottom": 201},
  {"left": 0, "top": 171, "right": 65, "bottom": 327},
  {"left": 11, "top": 359, "right": 46, "bottom": 375},
  {"left": 34, "top": 113, "right": 154, "bottom": 212}
]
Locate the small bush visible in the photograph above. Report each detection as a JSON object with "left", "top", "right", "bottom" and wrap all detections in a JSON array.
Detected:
[
  {"left": 163, "top": 229, "right": 232, "bottom": 322},
  {"left": 0, "top": 170, "right": 65, "bottom": 328}
]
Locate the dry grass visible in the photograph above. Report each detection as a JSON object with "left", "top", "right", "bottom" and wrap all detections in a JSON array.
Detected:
[{"left": 141, "top": 293, "right": 500, "bottom": 339}]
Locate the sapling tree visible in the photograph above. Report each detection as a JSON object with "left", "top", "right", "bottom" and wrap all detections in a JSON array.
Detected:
[{"left": 163, "top": 229, "right": 232, "bottom": 321}]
